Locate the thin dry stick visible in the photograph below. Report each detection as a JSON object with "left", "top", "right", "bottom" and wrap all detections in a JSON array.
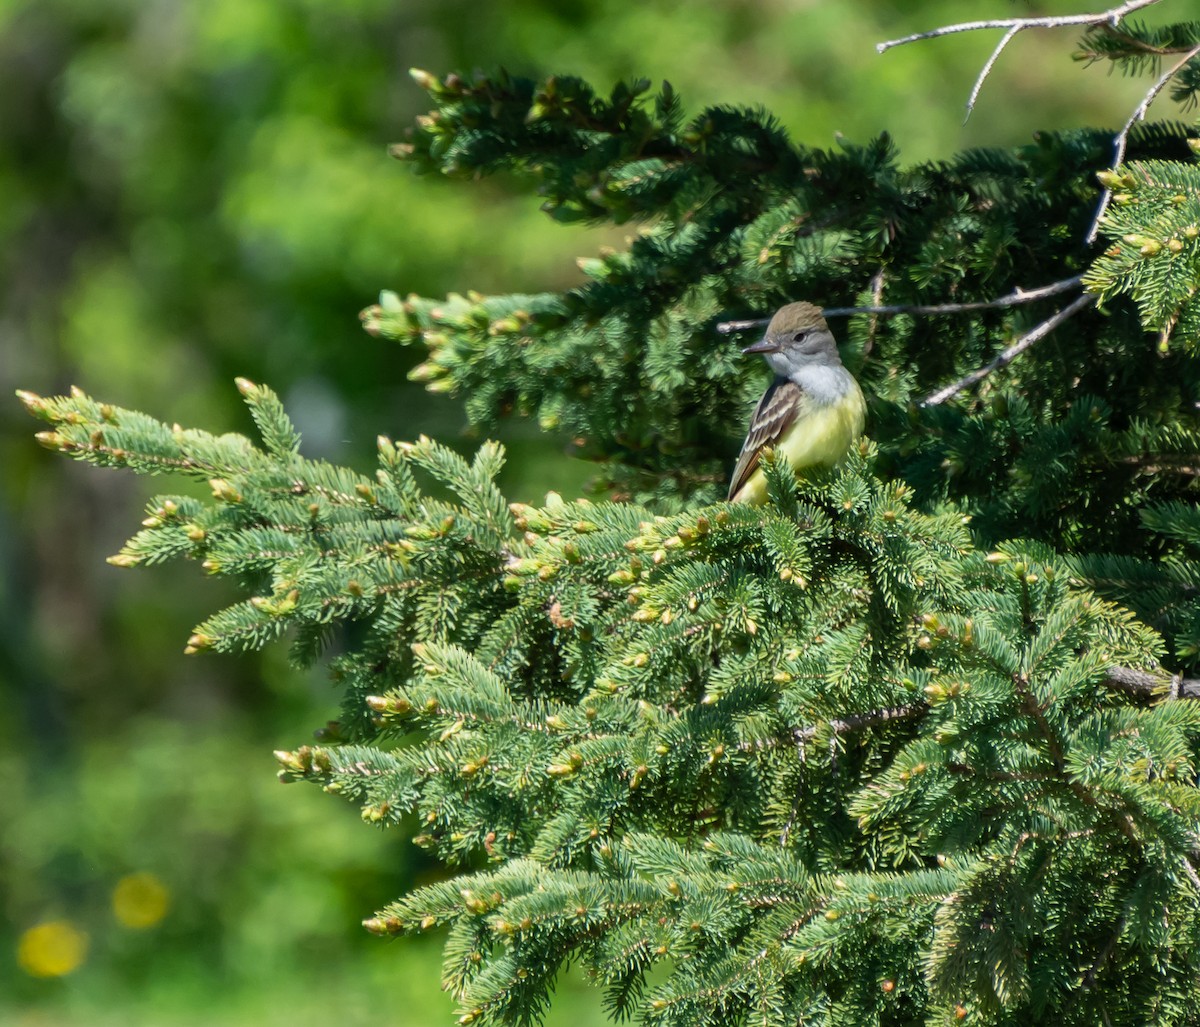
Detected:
[
  {"left": 876, "top": 0, "right": 1165, "bottom": 54},
  {"left": 715, "top": 275, "right": 1084, "bottom": 334},
  {"left": 1086, "top": 40, "right": 1200, "bottom": 243},
  {"left": 824, "top": 275, "right": 1086, "bottom": 319},
  {"left": 922, "top": 292, "right": 1096, "bottom": 406},
  {"left": 879, "top": 0, "right": 1167, "bottom": 122},
  {"left": 966, "top": 25, "right": 1020, "bottom": 119}
]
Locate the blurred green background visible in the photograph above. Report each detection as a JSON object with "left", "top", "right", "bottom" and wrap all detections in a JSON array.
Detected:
[{"left": 0, "top": 1, "right": 1167, "bottom": 1023}]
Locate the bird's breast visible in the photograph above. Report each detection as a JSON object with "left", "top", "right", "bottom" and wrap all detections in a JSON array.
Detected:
[
  {"left": 776, "top": 377, "right": 866, "bottom": 470},
  {"left": 732, "top": 377, "right": 866, "bottom": 505}
]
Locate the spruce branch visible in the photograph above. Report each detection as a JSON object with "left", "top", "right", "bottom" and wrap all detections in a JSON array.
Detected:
[
  {"left": 1080, "top": 22, "right": 1200, "bottom": 62},
  {"left": 1079, "top": 912, "right": 1127, "bottom": 989},
  {"left": 740, "top": 664, "right": 1200, "bottom": 755},
  {"left": 1086, "top": 39, "right": 1200, "bottom": 243},
  {"left": 1182, "top": 854, "right": 1200, "bottom": 892},
  {"left": 1084, "top": 160, "right": 1200, "bottom": 346},
  {"left": 742, "top": 666, "right": 1200, "bottom": 759},
  {"left": 921, "top": 292, "right": 1097, "bottom": 406},
  {"left": 21, "top": 373, "right": 1195, "bottom": 1024}
]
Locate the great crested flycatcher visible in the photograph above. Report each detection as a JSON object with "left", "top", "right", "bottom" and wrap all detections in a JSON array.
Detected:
[{"left": 728, "top": 302, "right": 866, "bottom": 505}]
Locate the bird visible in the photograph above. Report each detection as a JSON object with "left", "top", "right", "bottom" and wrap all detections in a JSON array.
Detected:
[{"left": 728, "top": 302, "right": 866, "bottom": 505}]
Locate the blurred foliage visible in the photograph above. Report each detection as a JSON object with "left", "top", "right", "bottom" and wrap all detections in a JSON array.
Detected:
[{"left": 0, "top": 0, "right": 1174, "bottom": 1023}]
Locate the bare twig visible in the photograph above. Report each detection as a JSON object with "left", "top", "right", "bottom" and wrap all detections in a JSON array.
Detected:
[
  {"left": 921, "top": 292, "right": 1096, "bottom": 406},
  {"left": 715, "top": 275, "right": 1085, "bottom": 335},
  {"left": 1086, "top": 40, "right": 1200, "bottom": 243},
  {"left": 824, "top": 275, "right": 1087, "bottom": 320},
  {"left": 966, "top": 25, "right": 1020, "bottom": 119},
  {"left": 878, "top": 3, "right": 1198, "bottom": 241},
  {"left": 876, "top": 0, "right": 1165, "bottom": 54},
  {"left": 878, "top": 1, "right": 1169, "bottom": 122}
]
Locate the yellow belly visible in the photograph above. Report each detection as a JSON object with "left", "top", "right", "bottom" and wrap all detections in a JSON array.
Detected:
[{"left": 734, "top": 383, "right": 866, "bottom": 505}]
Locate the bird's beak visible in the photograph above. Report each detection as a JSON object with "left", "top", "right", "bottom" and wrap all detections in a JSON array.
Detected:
[{"left": 742, "top": 336, "right": 780, "bottom": 355}]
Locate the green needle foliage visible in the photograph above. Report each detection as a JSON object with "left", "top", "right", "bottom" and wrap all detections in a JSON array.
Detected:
[
  {"left": 1085, "top": 157, "right": 1200, "bottom": 344},
  {"left": 19, "top": 9, "right": 1200, "bottom": 1027}
]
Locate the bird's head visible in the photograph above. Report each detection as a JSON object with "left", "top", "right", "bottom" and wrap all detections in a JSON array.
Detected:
[{"left": 742, "top": 302, "right": 841, "bottom": 377}]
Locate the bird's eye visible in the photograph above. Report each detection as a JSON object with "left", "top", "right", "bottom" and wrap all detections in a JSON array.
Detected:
[{"left": 793, "top": 330, "right": 808, "bottom": 343}]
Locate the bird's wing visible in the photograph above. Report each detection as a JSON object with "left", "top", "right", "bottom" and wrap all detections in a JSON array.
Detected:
[{"left": 728, "top": 377, "right": 804, "bottom": 501}]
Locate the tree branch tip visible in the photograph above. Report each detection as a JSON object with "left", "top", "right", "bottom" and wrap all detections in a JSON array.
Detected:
[{"left": 16, "top": 389, "right": 50, "bottom": 419}]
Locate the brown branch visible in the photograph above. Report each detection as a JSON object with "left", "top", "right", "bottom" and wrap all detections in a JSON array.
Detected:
[
  {"left": 779, "top": 700, "right": 925, "bottom": 845},
  {"left": 790, "top": 703, "right": 927, "bottom": 745},
  {"left": 1118, "top": 454, "right": 1200, "bottom": 478},
  {"left": 1102, "top": 665, "right": 1200, "bottom": 700},
  {"left": 921, "top": 292, "right": 1096, "bottom": 407}
]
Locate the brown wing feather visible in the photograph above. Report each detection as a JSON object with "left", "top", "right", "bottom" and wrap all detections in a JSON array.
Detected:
[{"left": 728, "top": 378, "right": 803, "bottom": 500}]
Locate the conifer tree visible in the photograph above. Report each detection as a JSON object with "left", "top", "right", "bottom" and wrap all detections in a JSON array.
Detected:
[{"left": 20, "top": 3, "right": 1200, "bottom": 1024}]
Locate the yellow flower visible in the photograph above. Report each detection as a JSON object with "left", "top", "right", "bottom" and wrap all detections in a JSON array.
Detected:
[
  {"left": 112, "top": 872, "right": 171, "bottom": 929},
  {"left": 17, "top": 920, "right": 89, "bottom": 978}
]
